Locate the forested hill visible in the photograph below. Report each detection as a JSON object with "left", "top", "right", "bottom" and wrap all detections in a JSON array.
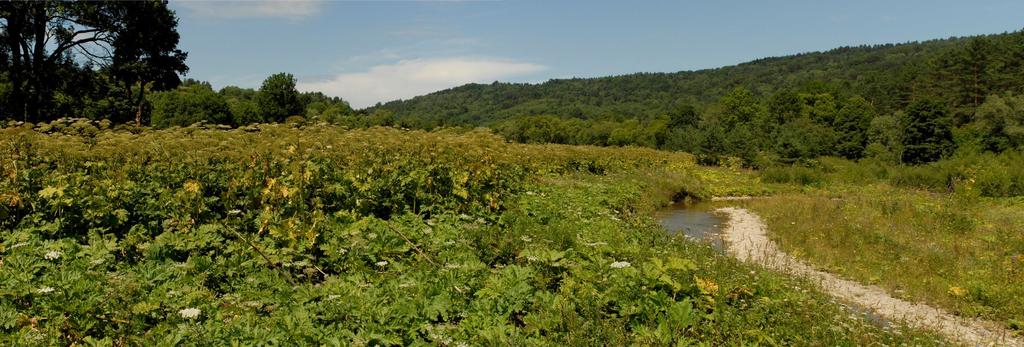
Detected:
[{"left": 371, "top": 31, "right": 1024, "bottom": 128}]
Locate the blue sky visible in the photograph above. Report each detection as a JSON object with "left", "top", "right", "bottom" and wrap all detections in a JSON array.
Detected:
[{"left": 171, "top": 0, "right": 1024, "bottom": 108}]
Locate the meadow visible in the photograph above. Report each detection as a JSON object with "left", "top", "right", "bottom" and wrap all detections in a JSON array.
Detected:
[
  {"left": 0, "top": 121, "right": 945, "bottom": 345},
  {"left": 747, "top": 159, "right": 1024, "bottom": 332}
]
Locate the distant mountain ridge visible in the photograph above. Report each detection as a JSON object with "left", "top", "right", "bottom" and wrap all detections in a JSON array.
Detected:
[{"left": 370, "top": 31, "right": 1024, "bottom": 128}]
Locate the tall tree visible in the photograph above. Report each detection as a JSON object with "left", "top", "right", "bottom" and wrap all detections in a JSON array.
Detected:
[
  {"left": 1, "top": 2, "right": 115, "bottom": 121},
  {"left": 0, "top": 1, "right": 185, "bottom": 122},
  {"left": 834, "top": 95, "right": 876, "bottom": 159},
  {"left": 901, "top": 99, "right": 955, "bottom": 165},
  {"left": 109, "top": 1, "right": 188, "bottom": 125},
  {"left": 256, "top": 73, "right": 302, "bottom": 122}
]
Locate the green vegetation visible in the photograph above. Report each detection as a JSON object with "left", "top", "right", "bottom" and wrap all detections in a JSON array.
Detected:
[
  {"left": 4, "top": 7, "right": 1023, "bottom": 171},
  {"left": 740, "top": 159, "right": 1024, "bottom": 331},
  {"left": 366, "top": 31, "right": 1024, "bottom": 167},
  {"left": 1, "top": 1, "right": 188, "bottom": 124},
  {"left": 0, "top": 124, "right": 944, "bottom": 345},
  {"left": 4, "top": 4, "right": 1024, "bottom": 344},
  {"left": 149, "top": 80, "right": 232, "bottom": 128}
]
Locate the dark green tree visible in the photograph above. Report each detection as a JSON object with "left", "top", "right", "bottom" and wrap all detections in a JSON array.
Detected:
[
  {"left": 901, "top": 99, "right": 955, "bottom": 164},
  {"left": 109, "top": 1, "right": 188, "bottom": 125},
  {"left": 834, "top": 96, "right": 876, "bottom": 159},
  {"left": 773, "top": 117, "right": 837, "bottom": 162},
  {"left": 256, "top": 72, "right": 302, "bottom": 123},
  {"left": 767, "top": 91, "right": 802, "bottom": 123},
  {"left": 667, "top": 103, "right": 699, "bottom": 128},
  {"left": 0, "top": 1, "right": 186, "bottom": 122}
]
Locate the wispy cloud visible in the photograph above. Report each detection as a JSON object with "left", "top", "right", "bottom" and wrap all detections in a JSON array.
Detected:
[
  {"left": 298, "top": 57, "right": 546, "bottom": 108},
  {"left": 176, "top": 0, "right": 324, "bottom": 19}
]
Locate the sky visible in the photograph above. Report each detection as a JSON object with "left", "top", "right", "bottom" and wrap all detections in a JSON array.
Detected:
[{"left": 170, "top": 0, "right": 1024, "bottom": 108}]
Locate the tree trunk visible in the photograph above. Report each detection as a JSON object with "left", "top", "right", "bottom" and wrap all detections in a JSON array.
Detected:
[
  {"left": 5, "top": 8, "right": 25, "bottom": 120},
  {"left": 30, "top": 2, "right": 46, "bottom": 122},
  {"left": 134, "top": 83, "right": 146, "bottom": 126}
]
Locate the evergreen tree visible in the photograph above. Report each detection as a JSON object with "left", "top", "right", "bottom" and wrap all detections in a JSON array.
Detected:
[{"left": 901, "top": 99, "right": 955, "bottom": 164}]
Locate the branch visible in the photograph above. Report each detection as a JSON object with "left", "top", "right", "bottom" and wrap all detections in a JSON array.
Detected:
[
  {"left": 48, "top": 35, "right": 111, "bottom": 63},
  {"left": 75, "top": 45, "right": 112, "bottom": 65},
  {"left": 385, "top": 222, "right": 438, "bottom": 266},
  {"left": 19, "top": 40, "right": 30, "bottom": 63},
  {"left": 225, "top": 222, "right": 298, "bottom": 286}
]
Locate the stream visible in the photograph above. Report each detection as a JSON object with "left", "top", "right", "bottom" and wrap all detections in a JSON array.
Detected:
[
  {"left": 653, "top": 201, "right": 890, "bottom": 328},
  {"left": 652, "top": 202, "right": 726, "bottom": 251}
]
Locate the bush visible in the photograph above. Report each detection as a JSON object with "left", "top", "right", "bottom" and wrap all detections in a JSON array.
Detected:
[
  {"left": 149, "top": 82, "right": 233, "bottom": 128},
  {"left": 760, "top": 165, "right": 825, "bottom": 185}
]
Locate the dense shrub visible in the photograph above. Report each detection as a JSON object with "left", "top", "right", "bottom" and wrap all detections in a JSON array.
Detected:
[{"left": 759, "top": 166, "right": 825, "bottom": 185}]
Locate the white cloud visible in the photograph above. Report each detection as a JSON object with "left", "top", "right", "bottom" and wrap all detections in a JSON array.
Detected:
[
  {"left": 176, "top": 0, "right": 323, "bottom": 19},
  {"left": 298, "top": 57, "right": 546, "bottom": 108}
]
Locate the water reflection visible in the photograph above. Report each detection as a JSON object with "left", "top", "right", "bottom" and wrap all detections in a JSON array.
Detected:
[{"left": 653, "top": 202, "right": 726, "bottom": 251}]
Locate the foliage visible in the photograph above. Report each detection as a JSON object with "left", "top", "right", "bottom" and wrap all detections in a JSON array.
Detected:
[
  {"left": 256, "top": 73, "right": 303, "bottom": 123},
  {"left": 361, "top": 31, "right": 1024, "bottom": 167},
  {"left": 901, "top": 99, "right": 955, "bottom": 164},
  {"left": 0, "top": 1, "right": 186, "bottom": 122},
  {"left": 0, "top": 124, "right": 941, "bottom": 345},
  {"left": 148, "top": 80, "right": 232, "bottom": 128},
  {"left": 373, "top": 32, "right": 1024, "bottom": 125},
  {"left": 972, "top": 93, "right": 1024, "bottom": 152}
]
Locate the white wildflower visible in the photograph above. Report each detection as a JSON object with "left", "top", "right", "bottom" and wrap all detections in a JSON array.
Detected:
[
  {"left": 375, "top": 260, "right": 388, "bottom": 267},
  {"left": 526, "top": 256, "right": 539, "bottom": 262},
  {"left": 610, "top": 261, "right": 631, "bottom": 269},
  {"left": 227, "top": 209, "right": 242, "bottom": 215},
  {"left": 36, "top": 286, "right": 55, "bottom": 294},
  {"left": 444, "top": 240, "right": 456, "bottom": 245},
  {"left": 326, "top": 295, "right": 341, "bottom": 300},
  {"left": 179, "top": 307, "right": 201, "bottom": 319},
  {"left": 444, "top": 263, "right": 462, "bottom": 269},
  {"left": 44, "top": 250, "right": 61, "bottom": 261},
  {"left": 520, "top": 235, "right": 532, "bottom": 242}
]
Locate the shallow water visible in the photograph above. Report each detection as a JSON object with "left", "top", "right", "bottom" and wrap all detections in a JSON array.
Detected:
[
  {"left": 654, "top": 201, "right": 891, "bottom": 328},
  {"left": 652, "top": 202, "right": 726, "bottom": 251}
]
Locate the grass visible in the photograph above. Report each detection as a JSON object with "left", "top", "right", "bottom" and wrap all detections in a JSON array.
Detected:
[{"left": 743, "top": 184, "right": 1024, "bottom": 331}]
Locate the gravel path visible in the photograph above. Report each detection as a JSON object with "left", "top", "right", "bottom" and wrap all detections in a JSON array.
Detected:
[{"left": 716, "top": 207, "right": 1023, "bottom": 347}]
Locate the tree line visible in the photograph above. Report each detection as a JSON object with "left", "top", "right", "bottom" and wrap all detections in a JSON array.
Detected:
[
  {"left": 3, "top": 3, "right": 1022, "bottom": 167},
  {"left": 373, "top": 31, "right": 1024, "bottom": 166},
  {"left": 493, "top": 88, "right": 1009, "bottom": 167},
  {"left": 1, "top": 1, "right": 186, "bottom": 125}
]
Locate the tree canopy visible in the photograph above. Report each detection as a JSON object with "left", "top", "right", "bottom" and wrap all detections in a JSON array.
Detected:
[{"left": 0, "top": 1, "right": 186, "bottom": 122}]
